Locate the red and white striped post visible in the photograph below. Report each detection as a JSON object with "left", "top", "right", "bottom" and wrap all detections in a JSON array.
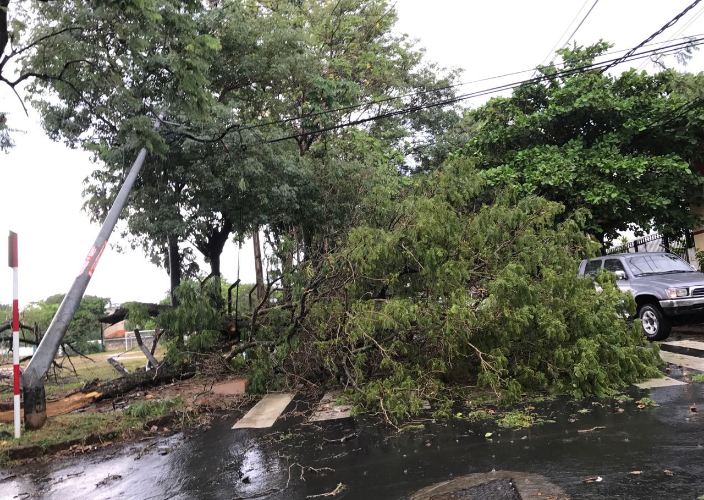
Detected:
[{"left": 8, "top": 231, "right": 20, "bottom": 438}]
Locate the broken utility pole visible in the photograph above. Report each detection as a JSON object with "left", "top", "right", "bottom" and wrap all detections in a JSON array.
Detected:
[{"left": 22, "top": 119, "right": 160, "bottom": 429}]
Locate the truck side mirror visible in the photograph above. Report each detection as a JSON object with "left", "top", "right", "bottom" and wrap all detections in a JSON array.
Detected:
[{"left": 614, "top": 270, "right": 627, "bottom": 280}]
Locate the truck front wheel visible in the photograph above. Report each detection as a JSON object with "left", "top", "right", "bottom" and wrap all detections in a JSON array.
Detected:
[{"left": 638, "top": 303, "right": 671, "bottom": 341}]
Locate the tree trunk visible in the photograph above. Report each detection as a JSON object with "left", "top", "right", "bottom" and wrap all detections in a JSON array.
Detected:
[
  {"left": 209, "top": 252, "right": 222, "bottom": 277},
  {"left": 195, "top": 218, "right": 233, "bottom": 278},
  {"left": 107, "top": 357, "right": 129, "bottom": 376},
  {"left": 0, "top": 1, "right": 9, "bottom": 59},
  {"left": 82, "top": 364, "right": 193, "bottom": 401},
  {"left": 253, "top": 226, "right": 265, "bottom": 301},
  {"left": 282, "top": 249, "right": 294, "bottom": 304},
  {"left": 134, "top": 329, "right": 160, "bottom": 370},
  {"left": 167, "top": 234, "right": 182, "bottom": 307}
]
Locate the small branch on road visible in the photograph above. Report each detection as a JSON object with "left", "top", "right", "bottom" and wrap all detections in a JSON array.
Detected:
[
  {"left": 577, "top": 426, "right": 606, "bottom": 433},
  {"left": 286, "top": 462, "right": 335, "bottom": 488},
  {"left": 306, "top": 483, "right": 346, "bottom": 498}
]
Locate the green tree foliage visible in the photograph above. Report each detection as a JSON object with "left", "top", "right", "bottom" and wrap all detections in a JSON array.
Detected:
[
  {"left": 466, "top": 42, "right": 704, "bottom": 244},
  {"left": 269, "top": 159, "right": 659, "bottom": 420},
  {"left": 21, "top": 295, "right": 109, "bottom": 353},
  {"left": 156, "top": 280, "right": 226, "bottom": 365},
  {"left": 10, "top": 2, "right": 672, "bottom": 422},
  {"left": 16, "top": 0, "right": 223, "bottom": 287},
  {"left": 0, "top": 0, "right": 27, "bottom": 151},
  {"left": 0, "top": 303, "right": 10, "bottom": 323},
  {"left": 23, "top": 0, "right": 457, "bottom": 289}
]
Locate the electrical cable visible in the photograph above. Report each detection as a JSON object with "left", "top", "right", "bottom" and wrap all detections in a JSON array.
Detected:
[
  {"left": 257, "top": 44, "right": 702, "bottom": 147},
  {"left": 162, "top": 36, "right": 704, "bottom": 143},
  {"left": 254, "top": 40, "right": 704, "bottom": 146},
  {"left": 601, "top": 0, "right": 703, "bottom": 73},
  {"left": 561, "top": 0, "right": 600, "bottom": 50},
  {"left": 638, "top": 3, "right": 704, "bottom": 70},
  {"left": 537, "top": 0, "right": 592, "bottom": 69}
]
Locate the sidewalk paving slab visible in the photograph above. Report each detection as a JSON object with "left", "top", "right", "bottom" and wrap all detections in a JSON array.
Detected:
[
  {"left": 660, "top": 351, "right": 704, "bottom": 372},
  {"left": 309, "top": 391, "right": 352, "bottom": 422},
  {"left": 634, "top": 376, "right": 687, "bottom": 389},
  {"left": 232, "top": 393, "right": 294, "bottom": 429}
]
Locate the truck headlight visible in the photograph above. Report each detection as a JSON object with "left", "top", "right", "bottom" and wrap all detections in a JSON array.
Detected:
[{"left": 666, "top": 287, "right": 689, "bottom": 298}]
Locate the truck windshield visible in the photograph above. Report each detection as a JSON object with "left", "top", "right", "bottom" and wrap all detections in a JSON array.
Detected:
[{"left": 628, "top": 254, "right": 693, "bottom": 277}]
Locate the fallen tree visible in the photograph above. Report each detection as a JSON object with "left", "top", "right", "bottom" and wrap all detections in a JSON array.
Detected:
[{"left": 156, "top": 159, "right": 660, "bottom": 423}]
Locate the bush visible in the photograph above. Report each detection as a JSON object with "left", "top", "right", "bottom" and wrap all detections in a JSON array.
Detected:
[{"left": 158, "top": 280, "right": 225, "bottom": 365}]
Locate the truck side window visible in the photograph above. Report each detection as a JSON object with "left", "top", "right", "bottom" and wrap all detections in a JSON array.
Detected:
[
  {"left": 584, "top": 259, "right": 602, "bottom": 277},
  {"left": 604, "top": 259, "right": 625, "bottom": 274}
]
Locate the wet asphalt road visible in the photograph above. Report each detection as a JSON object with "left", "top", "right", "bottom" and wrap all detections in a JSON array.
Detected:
[{"left": 3, "top": 376, "right": 704, "bottom": 500}]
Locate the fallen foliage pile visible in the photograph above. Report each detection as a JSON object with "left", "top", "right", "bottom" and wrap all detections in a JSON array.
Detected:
[{"left": 163, "top": 160, "right": 660, "bottom": 422}]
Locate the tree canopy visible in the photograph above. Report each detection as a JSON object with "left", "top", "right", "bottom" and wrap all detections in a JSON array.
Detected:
[
  {"left": 21, "top": 294, "right": 109, "bottom": 353},
  {"left": 18, "top": 0, "right": 458, "bottom": 294},
  {"left": 466, "top": 42, "right": 704, "bottom": 245}
]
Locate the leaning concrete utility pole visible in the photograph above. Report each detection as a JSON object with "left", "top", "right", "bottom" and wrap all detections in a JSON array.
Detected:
[{"left": 22, "top": 121, "right": 159, "bottom": 429}]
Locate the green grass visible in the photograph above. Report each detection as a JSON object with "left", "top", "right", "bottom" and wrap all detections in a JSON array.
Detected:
[
  {"left": 615, "top": 394, "right": 634, "bottom": 403},
  {"left": 0, "top": 397, "right": 184, "bottom": 464},
  {"left": 0, "top": 349, "right": 174, "bottom": 464},
  {"left": 0, "top": 412, "right": 132, "bottom": 463},
  {"left": 691, "top": 373, "right": 704, "bottom": 383},
  {"left": 465, "top": 409, "right": 495, "bottom": 422}
]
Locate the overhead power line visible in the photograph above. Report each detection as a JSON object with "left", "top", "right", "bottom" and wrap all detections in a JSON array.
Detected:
[
  {"left": 636, "top": 95, "right": 704, "bottom": 136},
  {"left": 601, "top": 0, "right": 703, "bottom": 73},
  {"left": 638, "top": 3, "right": 704, "bottom": 69},
  {"left": 538, "top": 0, "right": 593, "bottom": 68},
  {"left": 254, "top": 38, "right": 704, "bottom": 148},
  {"left": 562, "top": 0, "right": 600, "bottom": 50},
  {"left": 672, "top": 3, "right": 704, "bottom": 38},
  {"left": 166, "top": 37, "right": 704, "bottom": 146},
  {"left": 534, "top": 0, "right": 599, "bottom": 80}
]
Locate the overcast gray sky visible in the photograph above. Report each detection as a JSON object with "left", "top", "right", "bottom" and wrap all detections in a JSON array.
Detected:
[{"left": 2, "top": 0, "right": 704, "bottom": 306}]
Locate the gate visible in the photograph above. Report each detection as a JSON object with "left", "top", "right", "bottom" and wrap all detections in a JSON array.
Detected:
[{"left": 606, "top": 231, "right": 696, "bottom": 263}]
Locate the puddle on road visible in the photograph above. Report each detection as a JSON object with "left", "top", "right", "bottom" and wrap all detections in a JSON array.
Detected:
[{"left": 4, "top": 383, "right": 704, "bottom": 499}]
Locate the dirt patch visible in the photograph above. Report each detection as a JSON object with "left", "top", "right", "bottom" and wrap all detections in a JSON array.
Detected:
[
  {"left": 6, "top": 431, "right": 121, "bottom": 461},
  {"left": 211, "top": 378, "right": 248, "bottom": 396}
]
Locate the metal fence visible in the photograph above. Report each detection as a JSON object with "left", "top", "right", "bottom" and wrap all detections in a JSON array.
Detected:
[
  {"left": 607, "top": 231, "right": 696, "bottom": 264},
  {"left": 103, "top": 330, "right": 156, "bottom": 352}
]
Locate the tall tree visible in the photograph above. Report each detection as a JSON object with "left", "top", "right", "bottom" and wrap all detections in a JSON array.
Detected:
[
  {"left": 198, "top": 0, "right": 459, "bottom": 281},
  {"left": 23, "top": 0, "right": 457, "bottom": 300},
  {"left": 467, "top": 42, "right": 704, "bottom": 245},
  {"left": 20, "top": 0, "right": 221, "bottom": 297}
]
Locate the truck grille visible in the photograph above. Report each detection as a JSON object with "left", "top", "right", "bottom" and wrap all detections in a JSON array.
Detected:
[{"left": 692, "top": 287, "right": 704, "bottom": 297}]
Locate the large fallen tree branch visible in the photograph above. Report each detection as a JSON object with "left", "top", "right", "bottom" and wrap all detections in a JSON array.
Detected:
[
  {"left": 134, "top": 329, "right": 160, "bottom": 369},
  {"left": 98, "top": 302, "right": 170, "bottom": 325},
  {"left": 107, "top": 357, "right": 129, "bottom": 376},
  {"left": 82, "top": 364, "right": 194, "bottom": 401}
]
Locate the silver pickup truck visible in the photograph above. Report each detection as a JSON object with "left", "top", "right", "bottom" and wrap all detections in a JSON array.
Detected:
[{"left": 578, "top": 252, "right": 704, "bottom": 341}]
